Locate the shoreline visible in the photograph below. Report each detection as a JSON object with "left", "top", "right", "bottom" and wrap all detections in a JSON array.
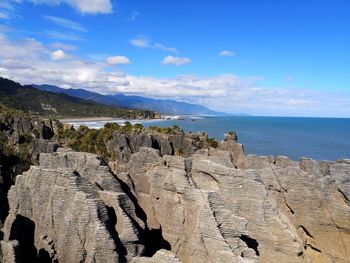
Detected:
[
  {"left": 59, "top": 117, "right": 166, "bottom": 123},
  {"left": 59, "top": 117, "right": 167, "bottom": 129},
  {"left": 59, "top": 117, "right": 118, "bottom": 122},
  {"left": 59, "top": 115, "right": 185, "bottom": 123}
]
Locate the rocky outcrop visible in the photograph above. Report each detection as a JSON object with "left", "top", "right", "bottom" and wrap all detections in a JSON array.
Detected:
[
  {"left": 0, "top": 144, "right": 4, "bottom": 226},
  {"left": 0, "top": 114, "right": 61, "bottom": 170},
  {"left": 106, "top": 130, "right": 212, "bottom": 174},
  {"left": 0, "top": 114, "right": 62, "bottom": 145},
  {"left": 1, "top": 126, "right": 349, "bottom": 262},
  {"left": 1, "top": 149, "right": 147, "bottom": 262},
  {"left": 111, "top": 132, "right": 350, "bottom": 263},
  {"left": 0, "top": 114, "right": 61, "bottom": 225}
]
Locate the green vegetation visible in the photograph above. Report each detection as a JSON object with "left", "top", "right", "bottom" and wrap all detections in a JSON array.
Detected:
[
  {"left": 199, "top": 136, "right": 219, "bottom": 149},
  {"left": 0, "top": 104, "right": 26, "bottom": 116},
  {"left": 148, "top": 125, "right": 183, "bottom": 135},
  {"left": 57, "top": 125, "right": 109, "bottom": 159},
  {"left": 207, "top": 137, "right": 218, "bottom": 148},
  {"left": 0, "top": 77, "right": 158, "bottom": 119},
  {"left": 56, "top": 122, "right": 186, "bottom": 160},
  {"left": 0, "top": 131, "right": 34, "bottom": 183},
  {"left": 56, "top": 122, "right": 147, "bottom": 160}
]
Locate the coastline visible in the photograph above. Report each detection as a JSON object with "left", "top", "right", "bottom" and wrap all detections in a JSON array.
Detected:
[
  {"left": 59, "top": 117, "right": 117, "bottom": 122},
  {"left": 60, "top": 116, "right": 167, "bottom": 130}
]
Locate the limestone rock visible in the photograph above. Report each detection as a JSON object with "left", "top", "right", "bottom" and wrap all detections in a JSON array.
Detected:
[
  {"left": 1, "top": 128, "right": 349, "bottom": 263},
  {"left": 131, "top": 249, "right": 181, "bottom": 263},
  {"left": 2, "top": 150, "right": 145, "bottom": 262},
  {"left": 0, "top": 240, "right": 22, "bottom": 263},
  {"left": 0, "top": 114, "right": 60, "bottom": 145},
  {"left": 105, "top": 130, "right": 209, "bottom": 172},
  {"left": 112, "top": 135, "right": 350, "bottom": 263}
]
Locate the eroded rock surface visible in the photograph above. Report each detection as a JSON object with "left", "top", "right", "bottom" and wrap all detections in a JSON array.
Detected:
[
  {"left": 1, "top": 149, "right": 145, "bottom": 262},
  {"left": 112, "top": 133, "right": 350, "bottom": 263},
  {"left": 0, "top": 114, "right": 61, "bottom": 226},
  {"left": 1, "top": 129, "right": 349, "bottom": 263},
  {"left": 0, "top": 114, "right": 61, "bottom": 145}
]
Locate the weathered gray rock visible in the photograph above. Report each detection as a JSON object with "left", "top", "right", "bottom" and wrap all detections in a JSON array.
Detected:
[
  {"left": 131, "top": 249, "right": 181, "bottom": 263},
  {"left": 111, "top": 133, "right": 350, "bottom": 263},
  {"left": 106, "top": 130, "right": 210, "bottom": 173},
  {"left": 0, "top": 114, "right": 61, "bottom": 144},
  {"left": 32, "top": 139, "right": 60, "bottom": 160},
  {"left": 1, "top": 128, "right": 350, "bottom": 263},
  {"left": 0, "top": 240, "right": 21, "bottom": 263},
  {"left": 217, "top": 133, "right": 246, "bottom": 168},
  {"left": 2, "top": 150, "right": 146, "bottom": 262}
]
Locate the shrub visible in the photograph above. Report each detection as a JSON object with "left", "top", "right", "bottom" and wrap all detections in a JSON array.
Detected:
[
  {"left": 207, "top": 137, "right": 218, "bottom": 148},
  {"left": 133, "top": 123, "right": 144, "bottom": 132}
]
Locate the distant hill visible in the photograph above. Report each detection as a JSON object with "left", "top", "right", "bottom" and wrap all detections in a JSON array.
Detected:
[
  {"left": 0, "top": 78, "right": 157, "bottom": 119},
  {"left": 34, "top": 84, "right": 224, "bottom": 115}
]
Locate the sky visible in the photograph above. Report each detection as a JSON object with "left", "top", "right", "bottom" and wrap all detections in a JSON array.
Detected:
[{"left": 0, "top": 0, "right": 349, "bottom": 117}]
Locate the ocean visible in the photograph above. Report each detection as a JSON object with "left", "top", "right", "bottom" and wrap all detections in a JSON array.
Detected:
[{"left": 67, "top": 116, "right": 350, "bottom": 161}]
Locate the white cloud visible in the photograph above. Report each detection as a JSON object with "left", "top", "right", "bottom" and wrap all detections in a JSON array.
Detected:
[
  {"left": 46, "top": 30, "right": 85, "bottom": 41},
  {"left": 130, "top": 36, "right": 178, "bottom": 53},
  {"left": 0, "top": 35, "right": 349, "bottom": 117},
  {"left": 72, "top": 0, "right": 112, "bottom": 14},
  {"left": 26, "top": 0, "right": 112, "bottom": 14},
  {"left": 218, "top": 50, "right": 235, "bottom": 57},
  {"left": 0, "top": 36, "right": 129, "bottom": 91},
  {"left": 162, "top": 56, "right": 191, "bottom": 66},
  {"left": 43, "top": 15, "right": 87, "bottom": 32},
  {"left": 154, "top": 43, "right": 177, "bottom": 53},
  {"left": 106, "top": 56, "right": 131, "bottom": 65},
  {"left": 50, "top": 42, "right": 78, "bottom": 51},
  {"left": 50, "top": 49, "right": 70, "bottom": 60},
  {"left": 130, "top": 36, "right": 149, "bottom": 48}
]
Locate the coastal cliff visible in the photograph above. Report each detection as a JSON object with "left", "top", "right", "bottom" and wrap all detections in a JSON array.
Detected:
[{"left": 0, "top": 116, "right": 349, "bottom": 262}]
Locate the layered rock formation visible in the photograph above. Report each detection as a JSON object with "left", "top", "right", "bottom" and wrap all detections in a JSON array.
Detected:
[
  {"left": 0, "top": 114, "right": 61, "bottom": 164},
  {"left": 105, "top": 129, "right": 212, "bottom": 174},
  {"left": 1, "top": 149, "right": 147, "bottom": 262},
  {"left": 0, "top": 126, "right": 349, "bottom": 262},
  {"left": 0, "top": 114, "right": 60, "bottom": 225},
  {"left": 0, "top": 114, "right": 61, "bottom": 146},
  {"left": 107, "top": 131, "right": 350, "bottom": 262}
]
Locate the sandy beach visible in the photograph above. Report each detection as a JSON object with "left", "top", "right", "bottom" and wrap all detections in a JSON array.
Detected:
[{"left": 59, "top": 117, "right": 118, "bottom": 123}]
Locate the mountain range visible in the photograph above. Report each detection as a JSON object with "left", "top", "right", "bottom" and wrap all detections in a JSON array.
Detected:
[
  {"left": 0, "top": 78, "right": 157, "bottom": 119},
  {"left": 33, "top": 84, "right": 224, "bottom": 115}
]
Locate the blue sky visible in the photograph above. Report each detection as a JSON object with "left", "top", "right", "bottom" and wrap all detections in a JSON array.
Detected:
[{"left": 0, "top": 0, "right": 349, "bottom": 117}]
